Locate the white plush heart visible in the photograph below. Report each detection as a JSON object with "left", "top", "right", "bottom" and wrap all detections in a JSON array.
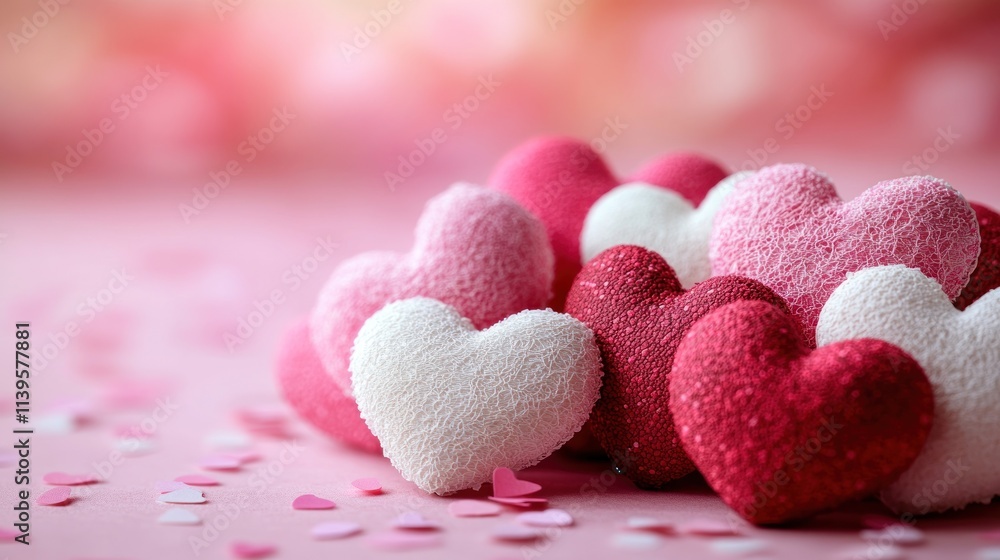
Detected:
[
  {"left": 350, "top": 297, "right": 602, "bottom": 495},
  {"left": 817, "top": 265, "right": 1000, "bottom": 514},
  {"left": 581, "top": 171, "right": 752, "bottom": 288}
]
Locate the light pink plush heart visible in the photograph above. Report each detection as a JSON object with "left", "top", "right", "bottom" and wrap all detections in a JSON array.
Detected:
[
  {"left": 710, "top": 164, "right": 980, "bottom": 344},
  {"left": 309, "top": 183, "right": 553, "bottom": 396}
]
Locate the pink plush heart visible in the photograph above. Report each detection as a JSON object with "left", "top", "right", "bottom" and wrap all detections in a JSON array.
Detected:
[
  {"left": 276, "top": 319, "right": 380, "bottom": 452},
  {"left": 291, "top": 494, "right": 335, "bottom": 510},
  {"left": 308, "top": 183, "right": 553, "bottom": 395},
  {"left": 491, "top": 467, "right": 542, "bottom": 498},
  {"left": 628, "top": 152, "right": 729, "bottom": 206},
  {"left": 710, "top": 164, "right": 980, "bottom": 344}
]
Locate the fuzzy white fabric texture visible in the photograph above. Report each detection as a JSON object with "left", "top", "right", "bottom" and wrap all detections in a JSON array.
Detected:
[
  {"left": 817, "top": 265, "right": 1000, "bottom": 514},
  {"left": 581, "top": 172, "right": 752, "bottom": 289},
  {"left": 350, "top": 297, "right": 603, "bottom": 495}
]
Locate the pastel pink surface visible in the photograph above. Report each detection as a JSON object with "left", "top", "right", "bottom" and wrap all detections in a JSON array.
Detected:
[
  {"left": 492, "top": 467, "right": 542, "bottom": 498},
  {"left": 275, "top": 319, "right": 380, "bottom": 452},
  {"left": 628, "top": 152, "right": 729, "bottom": 206},
  {"left": 37, "top": 487, "right": 72, "bottom": 506},
  {"left": 291, "top": 494, "right": 336, "bottom": 510},
  {"left": 308, "top": 183, "right": 553, "bottom": 394},
  {"left": 489, "top": 137, "right": 617, "bottom": 310},
  {"left": 710, "top": 164, "right": 980, "bottom": 344}
]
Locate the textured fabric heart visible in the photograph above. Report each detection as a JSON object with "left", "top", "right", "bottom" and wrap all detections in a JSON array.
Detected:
[
  {"left": 564, "top": 245, "right": 789, "bottom": 489},
  {"left": 309, "top": 183, "right": 553, "bottom": 399},
  {"left": 350, "top": 297, "right": 602, "bottom": 495},
  {"left": 709, "top": 164, "right": 980, "bottom": 345},
  {"left": 956, "top": 203, "right": 1000, "bottom": 310},
  {"left": 276, "top": 319, "right": 380, "bottom": 452},
  {"left": 817, "top": 265, "right": 1000, "bottom": 514},
  {"left": 490, "top": 137, "right": 727, "bottom": 309},
  {"left": 671, "top": 300, "right": 934, "bottom": 525},
  {"left": 582, "top": 171, "right": 752, "bottom": 289}
]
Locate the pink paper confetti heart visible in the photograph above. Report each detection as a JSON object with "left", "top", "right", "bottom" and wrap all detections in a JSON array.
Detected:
[
  {"left": 491, "top": 524, "right": 543, "bottom": 542},
  {"left": 492, "top": 467, "right": 541, "bottom": 498},
  {"left": 230, "top": 541, "right": 276, "bottom": 559},
  {"left": 175, "top": 474, "right": 219, "bottom": 486},
  {"left": 37, "top": 487, "right": 72, "bottom": 506},
  {"left": 43, "top": 472, "right": 98, "bottom": 486},
  {"left": 447, "top": 500, "right": 502, "bottom": 518},
  {"left": 292, "top": 494, "right": 335, "bottom": 510},
  {"left": 676, "top": 519, "right": 740, "bottom": 536},
  {"left": 200, "top": 454, "right": 242, "bottom": 471},
  {"left": 393, "top": 512, "right": 441, "bottom": 531},
  {"left": 155, "top": 481, "right": 189, "bottom": 493},
  {"left": 367, "top": 532, "right": 442, "bottom": 551},
  {"left": 487, "top": 497, "right": 548, "bottom": 508},
  {"left": 351, "top": 477, "right": 382, "bottom": 493},
  {"left": 310, "top": 521, "right": 363, "bottom": 540},
  {"left": 517, "top": 509, "right": 573, "bottom": 528}
]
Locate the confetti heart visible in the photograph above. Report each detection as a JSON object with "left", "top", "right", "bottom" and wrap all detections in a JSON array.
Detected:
[
  {"left": 157, "top": 487, "right": 206, "bottom": 505},
  {"left": 43, "top": 472, "right": 98, "bottom": 486},
  {"left": 492, "top": 468, "right": 542, "bottom": 499},
  {"left": 491, "top": 524, "right": 543, "bottom": 542},
  {"left": 393, "top": 512, "right": 441, "bottom": 531},
  {"left": 367, "top": 532, "right": 442, "bottom": 551},
  {"left": 157, "top": 508, "right": 201, "bottom": 526},
  {"left": 200, "top": 454, "right": 241, "bottom": 471},
  {"left": 351, "top": 477, "right": 382, "bottom": 493},
  {"left": 175, "top": 474, "right": 219, "bottom": 486},
  {"left": 676, "top": 519, "right": 741, "bottom": 537},
  {"left": 447, "top": 500, "right": 502, "bottom": 518},
  {"left": 291, "top": 494, "right": 335, "bottom": 510},
  {"left": 487, "top": 497, "right": 548, "bottom": 507},
  {"left": 37, "top": 487, "right": 72, "bottom": 506},
  {"left": 672, "top": 300, "right": 935, "bottom": 524},
  {"left": 310, "top": 521, "right": 362, "bottom": 540},
  {"left": 621, "top": 517, "right": 675, "bottom": 534},
  {"left": 517, "top": 509, "right": 574, "bottom": 528},
  {"left": 230, "top": 541, "right": 276, "bottom": 559}
]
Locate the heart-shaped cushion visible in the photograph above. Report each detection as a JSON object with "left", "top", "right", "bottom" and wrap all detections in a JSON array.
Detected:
[
  {"left": 564, "top": 245, "right": 789, "bottom": 489},
  {"left": 817, "top": 265, "right": 1000, "bottom": 514},
  {"left": 309, "top": 183, "right": 553, "bottom": 396},
  {"left": 276, "top": 319, "right": 380, "bottom": 453},
  {"left": 672, "top": 300, "right": 934, "bottom": 525},
  {"left": 709, "top": 164, "right": 980, "bottom": 345},
  {"left": 956, "top": 202, "right": 1000, "bottom": 310},
  {"left": 581, "top": 171, "right": 753, "bottom": 289},
  {"left": 350, "top": 297, "right": 602, "bottom": 495},
  {"left": 627, "top": 151, "right": 729, "bottom": 206}
]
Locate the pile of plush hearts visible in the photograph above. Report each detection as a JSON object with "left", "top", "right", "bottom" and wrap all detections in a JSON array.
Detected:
[{"left": 277, "top": 137, "right": 1000, "bottom": 525}]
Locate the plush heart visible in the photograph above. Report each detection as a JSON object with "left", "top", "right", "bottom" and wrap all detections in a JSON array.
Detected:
[
  {"left": 310, "top": 183, "right": 553, "bottom": 396},
  {"left": 627, "top": 152, "right": 729, "bottom": 206},
  {"left": 582, "top": 171, "right": 753, "bottom": 289},
  {"left": 817, "top": 265, "right": 1000, "bottom": 514},
  {"left": 671, "top": 300, "right": 935, "bottom": 525},
  {"left": 350, "top": 297, "right": 602, "bottom": 495},
  {"left": 564, "top": 245, "right": 789, "bottom": 489},
  {"left": 276, "top": 319, "right": 380, "bottom": 452},
  {"left": 709, "top": 164, "right": 980, "bottom": 345},
  {"left": 956, "top": 202, "right": 1000, "bottom": 310}
]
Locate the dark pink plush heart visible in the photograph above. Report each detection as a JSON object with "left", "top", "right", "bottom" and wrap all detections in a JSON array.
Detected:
[
  {"left": 956, "top": 202, "right": 1000, "bottom": 310},
  {"left": 627, "top": 152, "right": 728, "bottom": 206},
  {"left": 670, "top": 300, "right": 934, "bottom": 525},
  {"left": 710, "top": 164, "right": 980, "bottom": 344}
]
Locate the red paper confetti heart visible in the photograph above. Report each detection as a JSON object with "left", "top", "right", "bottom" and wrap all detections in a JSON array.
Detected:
[{"left": 670, "top": 301, "right": 935, "bottom": 524}]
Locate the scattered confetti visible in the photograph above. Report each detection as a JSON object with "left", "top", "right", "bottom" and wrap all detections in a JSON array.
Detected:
[
  {"left": 491, "top": 524, "right": 543, "bottom": 542},
  {"left": 158, "top": 508, "right": 201, "bottom": 526},
  {"left": 611, "top": 532, "right": 663, "bottom": 550},
  {"left": 492, "top": 467, "right": 542, "bottom": 498},
  {"left": 448, "top": 500, "right": 502, "bottom": 518},
  {"left": 37, "top": 487, "right": 72, "bottom": 506},
  {"left": 311, "top": 521, "right": 363, "bottom": 540},
  {"left": 205, "top": 431, "right": 253, "bottom": 450},
  {"left": 292, "top": 494, "right": 336, "bottom": 510},
  {"left": 861, "top": 525, "right": 925, "bottom": 546},
  {"left": 157, "top": 487, "right": 206, "bottom": 504},
  {"left": 43, "top": 472, "right": 98, "bottom": 486},
  {"left": 175, "top": 474, "right": 219, "bottom": 486},
  {"left": 34, "top": 413, "right": 76, "bottom": 434},
  {"left": 200, "top": 454, "right": 242, "bottom": 471},
  {"left": 517, "top": 509, "right": 573, "bottom": 528},
  {"left": 677, "top": 519, "right": 741, "bottom": 537},
  {"left": 710, "top": 538, "right": 769, "bottom": 556},
  {"left": 367, "top": 532, "right": 442, "bottom": 551},
  {"left": 621, "top": 517, "right": 675, "bottom": 534},
  {"left": 230, "top": 541, "right": 276, "bottom": 559},
  {"left": 115, "top": 437, "right": 156, "bottom": 456},
  {"left": 393, "top": 512, "right": 441, "bottom": 531},
  {"left": 351, "top": 477, "right": 382, "bottom": 493}
]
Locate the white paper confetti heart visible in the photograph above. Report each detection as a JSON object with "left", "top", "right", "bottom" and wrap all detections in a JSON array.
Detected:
[
  {"left": 157, "top": 487, "right": 206, "bottom": 504},
  {"left": 310, "top": 521, "right": 362, "bottom": 540},
  {"left": 157, "top": 508, "right": 201, "bottom": 525}
]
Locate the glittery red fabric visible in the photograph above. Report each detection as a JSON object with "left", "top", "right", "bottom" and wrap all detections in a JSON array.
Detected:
[
  {"left": 627, "top": 152, "right": 729, "bottom": 206},
  {"left": 670, "top": 301, "right": 934, "bottom": 525},
  {"left": 956, "top": 202, "right": 1000, "bottom": 310},
  {"left": 564, "top": 245, "right": 789, "bottom": 489}
]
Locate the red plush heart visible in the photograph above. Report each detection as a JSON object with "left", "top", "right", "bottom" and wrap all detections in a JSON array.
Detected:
[
  {"left": 956, "top": 202, "right": 1000, "bottom": 310},
  {"left": 564, "top": 245, "right": 788, "bottom": 489},
  {"left": 275, "top": 319, "right": 380, "bottom": 453},
  {"left": 627, "top": 152, "right": 728, "bottom": 206},
  {"left": 670, "top": 301, "right": 934, "bottom": 525}
]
